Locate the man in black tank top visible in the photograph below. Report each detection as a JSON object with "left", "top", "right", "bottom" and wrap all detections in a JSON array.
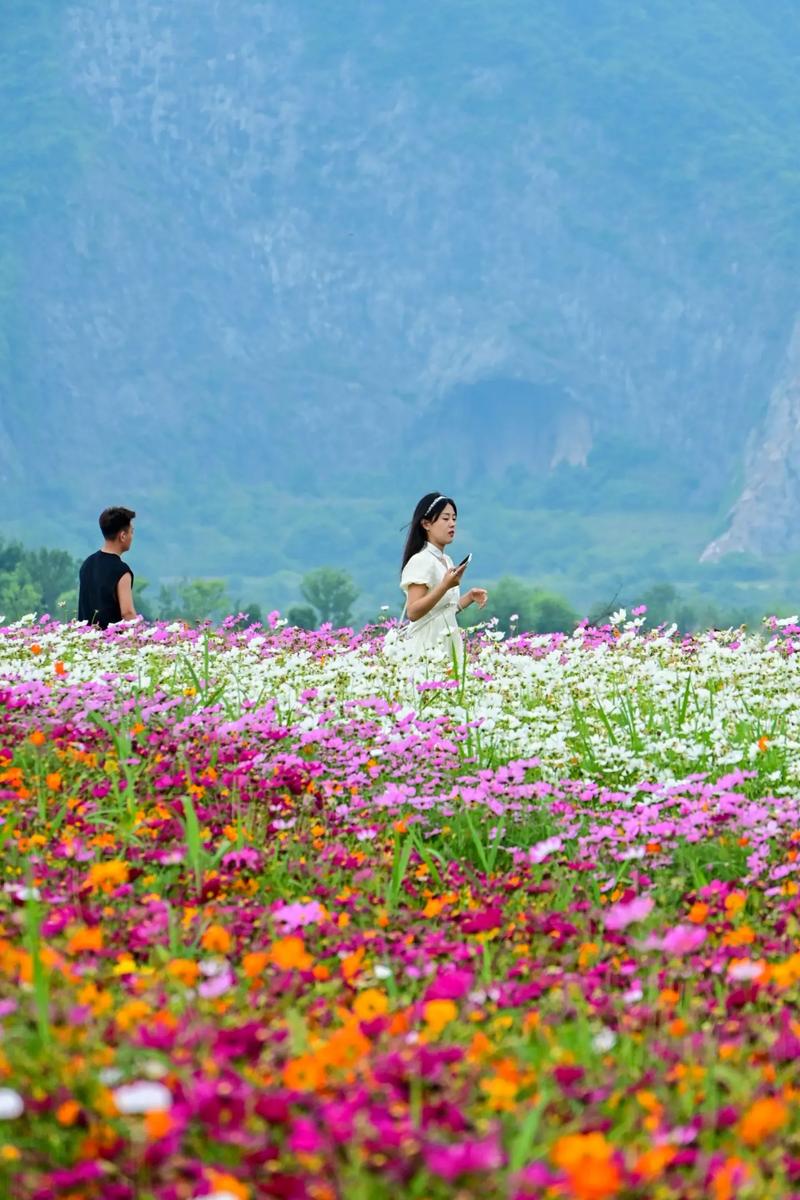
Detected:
[{"left": 78, "top": 507, "right": 138, "bottom": 629}]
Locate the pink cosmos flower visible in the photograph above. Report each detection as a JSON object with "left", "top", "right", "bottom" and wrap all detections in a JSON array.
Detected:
[
  {"left": 661, "top": 924, "right": 706, "bottom": 955},
  {"left": 603, "top": 895, "right": 654, "bottom": 931},
  {"left": 424, "top": 1133, "right": 504, "bottom": 1180},
  {"left": 273, "top": 900, "right": 324, "bottom": 930},
  {"left": 424, "top": 969, "right": 474, "bottom": 1002},
  {"left": 198, "top": 968, "right": 235, "bottom": 999},
  {"left": 527, "top": 836, "right": 563, "bottom": 864}
]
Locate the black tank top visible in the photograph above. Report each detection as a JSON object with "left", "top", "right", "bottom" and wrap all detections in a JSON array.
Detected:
[{"left": 78, "top": 551, "right": 134, "bottom": 628}]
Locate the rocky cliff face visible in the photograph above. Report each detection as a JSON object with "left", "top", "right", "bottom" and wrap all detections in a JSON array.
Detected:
[
  {"left": 702, "top": 319, "right": 800, "bottom": 560},
  {"left": 5, "top": 1, "right": 800, "bottom": 567}
]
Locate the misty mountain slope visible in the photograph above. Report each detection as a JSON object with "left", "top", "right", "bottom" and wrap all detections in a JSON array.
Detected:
[{"left": 3, "top": 0, "right": 800, "bottom": 582}]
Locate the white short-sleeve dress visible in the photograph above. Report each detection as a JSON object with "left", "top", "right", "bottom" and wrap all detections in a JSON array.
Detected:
[{"left": 400, "top": 543, "right": 463, "bottom": 663}]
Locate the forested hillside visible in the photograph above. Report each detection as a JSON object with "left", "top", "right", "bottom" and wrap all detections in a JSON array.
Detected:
[{"left": 3, "top": 1, "right": 800, "bottom": 616}]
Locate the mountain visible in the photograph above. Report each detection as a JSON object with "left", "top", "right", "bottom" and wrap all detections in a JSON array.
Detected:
[{"left": 3, "top": 0, "right": 800, "bottom": 612}]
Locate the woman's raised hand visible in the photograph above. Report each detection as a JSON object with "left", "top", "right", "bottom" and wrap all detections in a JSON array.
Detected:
[{"left": 466, "top": 587, "right": 488, "bottom": 609}]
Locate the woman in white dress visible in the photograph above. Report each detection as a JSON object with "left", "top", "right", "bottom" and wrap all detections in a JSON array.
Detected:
[{"left": 399, "top": 493, "right": 488, "bottom": 664}]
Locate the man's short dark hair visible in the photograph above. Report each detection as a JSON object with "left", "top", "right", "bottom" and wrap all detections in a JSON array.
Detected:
[{"left": 99, "top": 506, "right": 136, "bottom": 540}]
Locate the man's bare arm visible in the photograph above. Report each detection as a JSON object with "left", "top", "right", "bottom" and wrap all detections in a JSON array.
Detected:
[{"left": 117, "top": 574, "right": 137, "bottom": 621}]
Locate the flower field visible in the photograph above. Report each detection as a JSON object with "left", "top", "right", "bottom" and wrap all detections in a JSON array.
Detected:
[{"left": 2, "top": 612, "right": 800, "bottom": 1198}]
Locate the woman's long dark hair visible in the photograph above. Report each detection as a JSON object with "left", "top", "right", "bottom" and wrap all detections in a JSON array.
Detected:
[{"left": 401, "top": 492, "right": 458, "bottom": 569}]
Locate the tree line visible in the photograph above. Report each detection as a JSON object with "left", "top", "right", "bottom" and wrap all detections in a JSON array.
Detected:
[{"left": 0, "top": 535, "right": 766, "bottom": 633}]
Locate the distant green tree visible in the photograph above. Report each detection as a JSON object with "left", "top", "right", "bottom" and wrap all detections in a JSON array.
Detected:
[
  {"left": 178, "top": 579, "right": 231, "bottom": 623},
  {"left": 482, "top": 576, "right": 537, "bottom": 634},
  {"left": 133, "top": 578, "right": 156, "bottom": 622},
  {"left": 242, "top": 601, "right": 263, "bottom": 626},
  {"left": 157, "top": 578, "right": 232, "bottom": 623},
  {"left": 533, "top": 592, "right": 578, "bottom": 633},
  {"left": 0, "top": 569, "right": 40, "bottom": 622},
  {"left": 477, "top": 576, "right": 576, "bottom": 634},
  {"left": 0, "top": 537, "right": 24, "bottom": 575},
  {"left": 641, "top": 583, "right": 680, "bottom": 627},
  {"left": 300, "top": 568, "right": 359, "bottom": 628},
  {"left": 156, "top": 583, "right": 180, "bottom": 620},
  {"left": 25, "top": 547, "right": 77, "bottom": 612},
  {"left": 287, "top": 604, "right": 318, "bottom": 630}
]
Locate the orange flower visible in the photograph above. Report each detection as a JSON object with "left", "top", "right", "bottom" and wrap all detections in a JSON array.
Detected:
[
  {"left": 688, "top": 902, "right": 709, "bottom": 924},
  {"left": 319, "top": 1022, "right": 370, "bottom": 1070},
  {"left": 66, "top": 926, "right": 103, "bottom": 955},
  {"left": 739, "top": 1096, "right": 787, "bottom": 1146},
  {"left": 166, "top": 958, "right": 200, "bottom": 987},
  {"left": 578, "top": 941, "right": 599, "bottom": 969},
  {"left": 200, "top": 924, "right": 232, "bottom": 954},
  {"left": 45, "top": 772, "right": 62, "bottom": 792},
  {"left": 283, "top": 1054, "right": 326, "bottom": 1092},
  {"left": 56, "top": 1100, "right": 81, "bottom": 1127},
  {"left": 205, "top": 1172, "right": 250, "bottom": 1200},
  {"left": 30, "top": 644, "right": 42, "bottom": 655},
  {"left": 725, "top": 892, "right": 747, "bottom": 916},
  {"left": 635, "top": 1145, "right": 675, "bottom": 1180},
  {"left": 144, "top": 1111, "right": 175, "bottom": 1140},
  {"left": 242, "top": 951, "right": 269, "bottom": 979},
  {"left": 712, "top": 1157, "right": 749, "bottom": 1200},
  {"left": 270, "top": 936, "right": 312, "bottom": 971},
  {"left": 29, "top": 731, "right": 46, "bottom": 746},
  {"left": 86, "top": 860, "right": 129, "bottom": 894},
  {"left": 54, "top": 661, "right": 67, "bottom": 676},
  {"left": 467, "top": 1031, "right": 495, "bottom": 1062},
  {"left": 341, "top": 946, "right": 365, "bottom": 981},
  {"left": 353, "top": 988, "right": 389, "bottom": 1022},
  {"left": 551, "top": 1132, "right": 621, "bottom": 1200},
  {"left": 723, "top": 926, "right": 755, "bottom": 947},
  {"left": 757, "top": 735, "right": 769, "bottom": 752}
]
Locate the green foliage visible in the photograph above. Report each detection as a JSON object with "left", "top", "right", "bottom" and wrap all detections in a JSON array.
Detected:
[
  {"left": 300, "top": 568, "right": 359, "bottom": 628},
  {"left": 638, "top": 581, "right": 758, "bottom": 633},
  {"left": 0, "top": 536, "right": 77, "bottom": 621},
  {"left": 157, "top": 579, "right": 232, "bottom": 624},
  {"left": 287, "top": 604, "right": 318, "bottom": 630},
  {"left": 473, "top": 575, "right": 578, "bottom": 635}
]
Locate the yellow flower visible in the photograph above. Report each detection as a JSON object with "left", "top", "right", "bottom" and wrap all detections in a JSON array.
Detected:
[
  {"left": 422, "top": 999, "right": 457, "bottom": 1036},
  {"left": 480, "top": 1073, "right": 517, "bottom": 1110},
  {"left": 115, "top": 999, "right": 151, "bottom": 1031}
]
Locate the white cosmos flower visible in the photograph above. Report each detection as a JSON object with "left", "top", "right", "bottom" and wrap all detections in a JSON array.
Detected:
[
  {"left": 593, "top": 1029, "right": 617, "bottom": 1052},
  {"left": 112, "top": 1081, "right": 172, "bottom": 1114},
  {"left": 0, "top": 1089, "right": 24, "bottom": 1119}
]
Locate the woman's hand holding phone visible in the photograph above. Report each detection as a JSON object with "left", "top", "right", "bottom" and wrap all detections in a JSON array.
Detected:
[{"left": 439, "top": 554, "right": 469, "bottom": 594}]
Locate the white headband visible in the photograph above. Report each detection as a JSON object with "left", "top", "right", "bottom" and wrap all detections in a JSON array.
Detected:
[{"left": 424, "top": 495, "right": 448, "bottom": 517}]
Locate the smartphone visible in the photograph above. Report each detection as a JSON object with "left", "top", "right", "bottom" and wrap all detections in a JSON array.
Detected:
[{"left": 457, "top": 553, "right": 472, "bottom": 570}]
